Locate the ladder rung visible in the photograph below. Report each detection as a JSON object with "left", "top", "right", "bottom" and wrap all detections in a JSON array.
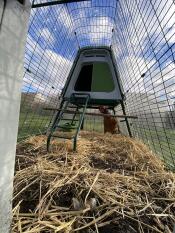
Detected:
[
  {"left": 56, "top": 125, "right": 77, "bottom": 130},
  {"left": 51, "top": 135, "right": 74, "bottom": 140},
  {"left": 62, "top": 111, "right": 80, "bottom": 115},
  {"left": 47, "top": 94, "right": 89, "bottom": 152},
  {"left": 61, "top": 118, "right": 79, "bottom": 121}
]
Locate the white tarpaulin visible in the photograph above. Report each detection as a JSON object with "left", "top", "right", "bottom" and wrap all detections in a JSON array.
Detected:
[{"left": 0, "top": 0, "right": 31, "bottom": 232}]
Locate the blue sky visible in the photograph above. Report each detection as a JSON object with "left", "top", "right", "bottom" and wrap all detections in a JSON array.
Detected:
[
  {"left": 23, "top": 0, "right": 117, "bottom": 95},
  {"left": 112, "top": 0, "right": 175, "bottom": 107},
  {"left": 23, "top": 0, "right": 175, "bottom": 108}
]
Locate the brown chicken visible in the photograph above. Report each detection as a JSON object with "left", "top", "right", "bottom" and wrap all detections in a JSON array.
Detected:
[{"left": 99, "top": 106, "right": 120, "bottom": 134}]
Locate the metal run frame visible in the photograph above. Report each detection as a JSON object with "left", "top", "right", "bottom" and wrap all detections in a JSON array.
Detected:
[
  {"left": 32, "top": 0, "right": 89, "bottom": 8},
  {"left": 19, "top": 0, "right": 175, "bottom": 169}
]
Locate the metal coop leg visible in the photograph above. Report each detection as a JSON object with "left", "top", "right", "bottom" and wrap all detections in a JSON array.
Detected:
[{"left": 121, "top": 101, "right": 132, "bottom": 137}]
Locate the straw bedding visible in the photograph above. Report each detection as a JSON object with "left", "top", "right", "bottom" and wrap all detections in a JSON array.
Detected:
[{"left": 13, "top": 131, "right": 175, "bottom": 232}]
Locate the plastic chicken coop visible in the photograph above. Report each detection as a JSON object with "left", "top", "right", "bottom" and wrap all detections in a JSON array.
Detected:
[{"left": 0, "top": 0, "right": 175, "bottom": 232}]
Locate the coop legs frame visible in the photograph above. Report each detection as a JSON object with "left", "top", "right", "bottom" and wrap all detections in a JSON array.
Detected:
[{"left": 120, "top": 101, "right": 133, "bottom": 137}]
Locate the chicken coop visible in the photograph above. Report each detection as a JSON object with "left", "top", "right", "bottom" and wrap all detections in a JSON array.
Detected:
[
  {"left": 62, "top": 47, "right": 123, "bottom": 104},
  {"left": 0, "top": 0, "right": 175, "bottom": 232}
]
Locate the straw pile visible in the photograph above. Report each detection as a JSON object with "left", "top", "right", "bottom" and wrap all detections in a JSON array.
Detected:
[{"left": 13, "top": 131, "right": 175, "bottom": 232}]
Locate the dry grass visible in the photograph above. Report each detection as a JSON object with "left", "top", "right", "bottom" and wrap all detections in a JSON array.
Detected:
[{"left": 13, "top": 131, "right": 175, "bottom": 232}]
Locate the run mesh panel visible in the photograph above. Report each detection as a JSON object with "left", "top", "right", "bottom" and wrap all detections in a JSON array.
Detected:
[
  {"left": 18, "top": 0, "right": 175, "bottom": 169},
  {"left": 19, "top": 0, "right": 117, "bottom": 139},
  {"left": 112, "top": 0, "right": 175, "bottom": 169},
  {"left": 19, "top": 3, "right": 78, "bottom": 138}
]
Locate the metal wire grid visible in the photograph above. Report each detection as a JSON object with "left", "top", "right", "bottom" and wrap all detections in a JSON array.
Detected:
[
  {"left": 66, "top": 0, "right": 117, "bottom": 48},
  {"left": 18, "top": 4, "right": 78, "bottom": 138},
  {"left": 18, "top": 0, "right": 175, "bottom": 168},
  {"left": 32, "top": 0, "right": 117, "bottom": 47},
  {"left": 112, "top": 0, "right": 175, "bottom": 168},
  {"left": 18, "top": 0, "right": 118, "bottom": 138}
]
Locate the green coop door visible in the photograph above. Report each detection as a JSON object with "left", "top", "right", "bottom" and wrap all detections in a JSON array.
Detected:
[
  {"left": 91, "top": 62, "right": 114, "bottom": 92},
  {"left": 74, "top": 62, "right": 115, "bottom": 92}
]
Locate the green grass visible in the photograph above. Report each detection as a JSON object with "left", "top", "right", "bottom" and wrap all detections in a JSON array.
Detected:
[
  {"left": 18, "top": 113, "right": 51, "bottom": 140},
  {"left": 84, "top": 118, "right": 104, "bottom": 133},
  {"left": 18, "top": 113, "right": 104, "bottom": 140},
  {"left": 132, "top": 126, "right": 175, "bottom": 169},
  {"left": 18, "top": 112, "right": 175, "bottom": 169}
]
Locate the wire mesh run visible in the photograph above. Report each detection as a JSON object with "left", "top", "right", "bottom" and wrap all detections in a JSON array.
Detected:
[
  {"left": 19, "top": 0, "right": 175, "bottom": 169},
  {"left": 19, "top": 3, "right": 78, "bottom": 138},
  {"left": 112, "top": 0, "right": 175, "bottom": 169}
]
